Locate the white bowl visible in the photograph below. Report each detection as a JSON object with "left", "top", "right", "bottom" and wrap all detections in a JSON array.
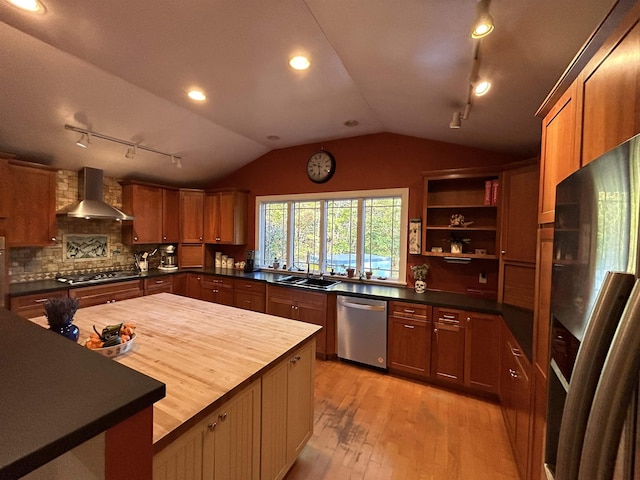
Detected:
[{"left": 86, "top": 333, "right": 136, "bottom": 358}]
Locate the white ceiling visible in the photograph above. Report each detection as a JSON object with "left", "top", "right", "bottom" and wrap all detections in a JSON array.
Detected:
[{"left": 0, "top": 0, "right": 618, "bottom": 187}]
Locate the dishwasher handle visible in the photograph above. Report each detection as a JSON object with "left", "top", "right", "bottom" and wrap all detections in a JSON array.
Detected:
[{"left": 338, "top": 297, "right": 386, "bottom": 312}]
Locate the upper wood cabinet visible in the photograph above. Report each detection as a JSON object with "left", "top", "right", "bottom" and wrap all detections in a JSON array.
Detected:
[
  {"left": 0, "top": 159, "right": 9, "bottom": 221},
  {"left": 580, "top": 9, "right": 640, "bottom": 165},
  {"left": 6, "top": 160, "right": 57, "bottom": 247},
  {"left": 538, "top": 81, "right": 582, "bottom": 225},
  {"left": 204, "top": 190, "right": 248, "bottom": 245},
  {"left": 179, "top": 189, "right": 204, "bottom": 243},
  {"left": 422, "top": 169, "right": 502, "bottom": 259},
  {"left": 121, "top": 182, "right": 180, "bottom": 244},
  {"left": 501, "top": 162, "right": 538, "bottom": 264}
]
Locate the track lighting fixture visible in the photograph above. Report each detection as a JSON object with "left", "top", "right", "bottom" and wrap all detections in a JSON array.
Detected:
[
  {"left": 76, "top": 133, "right": 90, "bottom": 148},
  {"left": 471, "top": 0, "right": 494, "bottom": 39},
  {"left": 65, "top": 124, "right": 182, "bottom": 167},
  {"left": 449, "top": 111, "right": 462, "bottom": 129}
]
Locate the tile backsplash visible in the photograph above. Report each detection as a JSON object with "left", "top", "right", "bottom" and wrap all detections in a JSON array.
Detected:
[{"left": 8, "top": 169, "right": 157, "bottom": 283}]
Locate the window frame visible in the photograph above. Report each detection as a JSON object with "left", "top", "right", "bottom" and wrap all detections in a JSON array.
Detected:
[{"left": 256, "top": 188, "right": 409, "bottom": 285}]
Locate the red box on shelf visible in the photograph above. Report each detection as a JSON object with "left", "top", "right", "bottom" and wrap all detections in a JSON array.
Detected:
[
  {"left": 484, "top": 180, "right": 492, "bottom": 205},
  {"left": 491, "top": 179, "right": 499, "bottom": 205}
]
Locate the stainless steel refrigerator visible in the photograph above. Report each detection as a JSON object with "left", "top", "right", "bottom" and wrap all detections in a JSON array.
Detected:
[{"left": 545, "top": 133, "right": 640, "bottom": 480}]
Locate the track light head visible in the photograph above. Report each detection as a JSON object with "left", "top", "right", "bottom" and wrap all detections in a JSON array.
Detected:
[
  {"left": 76, "top": 133, "right": 90, "bottom": 148},
  {"left": 449, "top": 111, "right": 462, "bottom": 129},
  {"left": 471, "top": 0, "right": 494, "bottom": 39}
]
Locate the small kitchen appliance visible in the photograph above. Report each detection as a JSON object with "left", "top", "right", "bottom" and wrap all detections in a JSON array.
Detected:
[
  {"left": 244, "top": 250, "right": 260, "bottom": 272},
  {"left": 159, "top": 245, "right": 178, "bottom": 271}
]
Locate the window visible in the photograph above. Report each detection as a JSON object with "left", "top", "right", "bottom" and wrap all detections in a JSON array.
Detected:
[{"left": 257, "top": 189, "right": 408, "bottom": 283}]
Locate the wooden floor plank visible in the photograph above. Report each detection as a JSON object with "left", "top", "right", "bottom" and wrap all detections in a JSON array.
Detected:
[{"left": 285, "top": 360, "right": 519, "bottom": 480}]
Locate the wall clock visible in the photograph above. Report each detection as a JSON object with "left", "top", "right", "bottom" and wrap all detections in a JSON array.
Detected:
[{"left": 306, "top": 150, "right": 336, "bottom": 184}]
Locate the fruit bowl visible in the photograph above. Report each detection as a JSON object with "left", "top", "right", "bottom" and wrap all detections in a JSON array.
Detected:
[{"left": 85, "top": 333, "right": 136, "bottom": 358}]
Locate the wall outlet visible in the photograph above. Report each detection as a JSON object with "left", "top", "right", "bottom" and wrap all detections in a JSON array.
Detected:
[{"left": 479, "top": 272, "right": 487, "bottom": 284}]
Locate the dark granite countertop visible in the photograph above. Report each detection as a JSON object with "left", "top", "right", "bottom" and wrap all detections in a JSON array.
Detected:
[
  {"left": 10, "top": 267, "right": 534, "bottom": 360},
  {"left": 0, "top": 308, "right": 166, "bottom": 479}
]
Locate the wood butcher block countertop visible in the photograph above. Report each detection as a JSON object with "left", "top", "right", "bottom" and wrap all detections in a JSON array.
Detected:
[{"left": 32, "top": 293, "right": 321, "bottom": 452}]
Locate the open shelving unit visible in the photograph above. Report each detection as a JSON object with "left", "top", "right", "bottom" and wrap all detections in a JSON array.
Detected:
[{"left": 422, "top": 169, "right": 502, "bottom": 259}]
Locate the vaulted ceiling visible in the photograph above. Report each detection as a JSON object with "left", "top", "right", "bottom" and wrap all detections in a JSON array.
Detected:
[{"left": 0, "top": 0, "right": 618, "bottom": 186}]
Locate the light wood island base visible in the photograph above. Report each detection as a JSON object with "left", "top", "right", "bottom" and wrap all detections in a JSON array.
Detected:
[{"left": 32, "top": 293, "right": 320, "bottom": 480}]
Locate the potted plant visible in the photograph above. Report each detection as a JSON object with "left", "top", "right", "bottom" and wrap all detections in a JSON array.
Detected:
[
  {"left": 446, "top": 233, "right": 471, "bottom": 254},
  {"left": 411, "top": 263, "right": 430, "bottom": 293},
  {"left": 44, "top": 297, "right": 80, "bottom": 341}
]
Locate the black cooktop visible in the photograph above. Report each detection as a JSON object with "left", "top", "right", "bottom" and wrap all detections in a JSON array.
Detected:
[{"left": 55, "top": 270, "right": 139, "bottom": 285}]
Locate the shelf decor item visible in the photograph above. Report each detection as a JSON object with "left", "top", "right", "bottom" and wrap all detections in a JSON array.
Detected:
[
  {"left": 446, "top": 233, "right": 471, "bottom": 254},
  {"left": 44, "top": 297, "right": 80, "bottom": 341},
  {"left": 411, "top": 263, "right": 430, "bottom": 293},
  {"left": 409, "top": 218, "right": 422, "bottom": 254}
]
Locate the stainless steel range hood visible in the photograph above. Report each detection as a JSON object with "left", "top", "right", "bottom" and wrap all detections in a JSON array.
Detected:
[{"left": 57, "top": 167, "right": 134, "bottom": 221}]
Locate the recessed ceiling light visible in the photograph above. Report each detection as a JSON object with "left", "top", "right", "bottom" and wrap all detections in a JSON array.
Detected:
[
  {"left": 5, "top": 0, "right": 45, "bottom": 12},
  {"left": 289, "top": 56, "right": 310, "bottom": 71},
  {"left": 474, "top": 80, "right": 491, "bottom": 96},
  {"left": 266, "top": 135, "right": 281, "bottom": 141},
  {"left": 187, "top": 90, "right": 206, "bottom": 101},
  {"left": 344, "top": 120, "right": 359, "bottom": 127}
]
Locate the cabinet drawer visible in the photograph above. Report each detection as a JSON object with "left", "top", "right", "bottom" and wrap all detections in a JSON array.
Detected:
[
  {"left": 144, "top": 277, "right": 173, "bottom": 295},
  {"left": 201, "top": 276, "right": 233, "bottom": 290},
  {"left": 234, "top": 291, "right": 266, "bottom": 313},
  {"left": 434, "top": 307, "right": 465, "bottom": 325},
  {"left": 10, "top": 290, "right": 69, "bottom": 318},
  {"left": 389, "top": 301, "right": 430, "bottom": 320},
  {"left": 70, "top": 280, "right": 143, "bottom": 308},
  {"left": 234, "top": 279, "right": 266, "bottom": 294}
]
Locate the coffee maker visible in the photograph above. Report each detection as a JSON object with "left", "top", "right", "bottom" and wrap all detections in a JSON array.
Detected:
[
  {"left": 159, "top": 245, "right": 178, "bottom": 271},
  {"left": 244, "top": 250, "right": 261, "bottom": 272}
]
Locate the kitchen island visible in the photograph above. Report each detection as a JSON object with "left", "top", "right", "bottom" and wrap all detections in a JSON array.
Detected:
[{"left": 31, "top": 293, "right": 321, "bottom": 480}]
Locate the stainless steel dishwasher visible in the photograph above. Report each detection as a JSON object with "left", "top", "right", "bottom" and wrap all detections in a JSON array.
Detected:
[{"left": 337, "top": 295, "right": 388, "bottom": 369}]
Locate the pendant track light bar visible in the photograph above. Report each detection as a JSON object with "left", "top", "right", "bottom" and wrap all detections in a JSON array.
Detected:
[{"left": 64, "top": 124, "right": 182, "bottom": 161}]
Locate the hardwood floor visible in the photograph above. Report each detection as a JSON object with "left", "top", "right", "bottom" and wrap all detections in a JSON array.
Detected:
[{"left": 285, "top": 359, "right": 519, "bottom": 480}]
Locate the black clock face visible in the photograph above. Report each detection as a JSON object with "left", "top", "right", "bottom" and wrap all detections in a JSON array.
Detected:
[{"left": 306, "top": 151, "right": 336, "bottom": 183}]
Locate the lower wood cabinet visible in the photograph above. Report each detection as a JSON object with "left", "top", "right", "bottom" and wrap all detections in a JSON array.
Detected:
[
  {"left": 431, "top": 307, "right": 466, "bottom": 384},
  {"left": 261, "top": 341, "right": 314, "bottom": 480},
  {"left": 464, "top": 311, "right": 501, "bottom": 394},
  {"left": 266, "top": 285, "right": 327, "bottom": 357},
  {"left": 388, "top": 301, "right": 432, "bottom": 379},
  {"left": 70, "top": 280, "right": 143, "bottom": 308},
  {"left": 153, "top": 379, "right": 261, "bottom": 480},
  {"left": 501, "top": 327, "right": 531, "bottom": 479},
  {"left": 144, "top": 277, "right": 173, "bottom": 295},
  {"left": 200, "top": 275, "right": 234, "bottom": 306},
  {"left": 10, "top": 289, "right": 69, "bottom": 318},
  {"left": 233, "top": 279, "right": 265, "bottom": 313}
]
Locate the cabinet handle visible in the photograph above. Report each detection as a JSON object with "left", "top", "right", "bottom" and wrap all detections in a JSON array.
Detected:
[
  {"left": 163, "top": 236, "right": 167, "bottom": 240},
  {"left": 403, "top": 324, "right": 415, "bottom": 329},
  {"left": 466, "top": 317, "right": 471, "bottom": 322},
  {"left": 208, "top": 422, "right": 217, "bottom": 431},
  {"left": 34, "top": 298, "right": 49, "bottom": 303},
  {"left": 199, "top": 237, "right": 203, "bottom": 241},
  {"left": 501, "top": 250, "right": 506, "bottom": 254},
  {"left": 291, "top": 355, "right": 302, "bottom": 364},
  {"left": 219, "top": 412, "right": 227, "bottom": 421},
  {"left": 216, "top": 237, "right": 221, "bottom": 242},
  {"left": 155, "top": 280, "right": 164, "bottom": 284},
  {"left": 51, "top": 237, "right": 56, "bottom": 242},
  {"left": 134, "top": 236, "right": 138, "bottom": 241},
  {"left": 245, "top": 284, "right": 252, "bottom": 288},
  {"left": 442, "top": 313, "right": 457, "bottom": 319},
  {"left": 404, "top": 308, "right": 415, "bottom": 314},
  {"left": 434, "top": 328, "right": 438, "bottom": 334},
  {"left": 511, "top": 347, "right": 522, "bottom": 357}
]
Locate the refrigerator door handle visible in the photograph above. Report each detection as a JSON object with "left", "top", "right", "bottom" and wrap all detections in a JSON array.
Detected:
[
  {"left": 554, "top": 272, "right": 635, "bottom": 480},
  {"left": 579, "top": 279, "right": 640, "bottom": 480}
]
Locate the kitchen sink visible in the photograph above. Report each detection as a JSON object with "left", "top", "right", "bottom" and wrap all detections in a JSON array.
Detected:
[{"left": 275, "top": 275, "right": 340, "bottom": 289}]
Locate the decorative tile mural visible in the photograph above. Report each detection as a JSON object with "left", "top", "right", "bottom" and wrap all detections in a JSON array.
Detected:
[{"left": 64, "top": 234, "right": 109, "bottom": 261}]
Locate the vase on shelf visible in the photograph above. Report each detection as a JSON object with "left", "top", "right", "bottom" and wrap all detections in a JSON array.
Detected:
[
  {"left": 450, "top": 242, "right": 463, "bottom": 254},
  {"left": 414, "top": 280, "right": 426, "bottom": 294}
]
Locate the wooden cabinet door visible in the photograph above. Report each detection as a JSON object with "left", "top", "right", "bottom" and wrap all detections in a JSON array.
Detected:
[
  {"left": 538, "top": 81, "right": 581, "bottom": 224},
  {"left": 234, "top": 291, "right": 265, "bottom": 313},
  {"left": 10, "top": 290, "right": 69, "bottom": 319},
  {"left": 7, "top": 162, "right": 56, "bottom": 247},
  {"left": 501, "top": 163, "right": 538, "bottom": 263},
  {"left": 389, "top": 316, "right": 431, "bottom": 378},
  {"left": 431, "top": 321, "right": 465, "bottom": 384},
  {"left": 267, "top": 294, "right": 296, "bottom": 320},
  {"left": 144, "top": 277, "right": 173, "bottom": 295},
  {"left": 153, "top": 417, "right": 204, "bottom": 480},
  {"left": 203, "top": 192, "right": 221, "bottom": 243},
  {"left": 187, "top": 274, "right": 203, "bottom": 299},
  {"left": 295, "top": 291, "right": 326, "bottom": 356},
  {"left": 534, "top": 227, "right": 554, "bottom": 374},
  {"left": 464, "top": 312, "right": 501, "bottom": 394},
  {"left": 162, "top": 189, "right": 180, "bottom": 243},
  {"left": 180, "top": 190, "right": 204, "bottom": 243},
  {"left": 286, "top": 341, "right": 314, "bottom": 464},
  {"left": 207, "top": 380, "right": 261, "bottom": 480},
  {"left": 123, "top": 184, "right": 163, "bottom": 244},
  {"left": 261, "top": 359, "right": 289, "bottom": 480},
  {"left": 172, "top": 273, "right": 189, "bottom": 297}
]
